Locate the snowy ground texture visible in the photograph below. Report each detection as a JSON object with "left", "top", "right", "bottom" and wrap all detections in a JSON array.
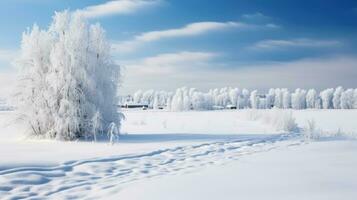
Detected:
[{"left": 0, "top": 109, "right": 356, "bottom": 199}]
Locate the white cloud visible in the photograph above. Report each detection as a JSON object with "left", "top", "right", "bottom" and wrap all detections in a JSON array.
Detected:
[
  {"left": 242, "top": 12, "right": 271, "bottom": 22},
  {"left": 113, "top": 21, "right": 274, "bottom": 53},
  {"left": 135, "top": 21, "right": 244, "bottom": 42},
  {"left": 122, "top": 51, "right": 217, "bottom": 75},
  {"left": 251, "top": 38, "right": 342, "bottom": 50},
  {"left": 120, "top": 55, "right": 357, "bottom": 94},
  {"left": 77, "top": 0, "right": 161, "bottom": 18}
]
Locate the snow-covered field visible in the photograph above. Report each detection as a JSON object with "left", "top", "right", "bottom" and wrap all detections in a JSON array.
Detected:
[{"left": 0, "top": 109, "right": 356, "bottom": 199}]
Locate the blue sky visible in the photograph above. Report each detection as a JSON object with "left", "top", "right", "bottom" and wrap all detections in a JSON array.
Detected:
[{"left": 0, "top": 0, "right": 357, "bottom": 94}]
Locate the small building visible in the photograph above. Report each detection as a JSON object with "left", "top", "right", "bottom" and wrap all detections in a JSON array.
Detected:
[
  {"left": 120, "top": 102, "right": 149, "bottom": 109},
  {"left": 226, "top": 104, "right": 237, "bottom": 109}
]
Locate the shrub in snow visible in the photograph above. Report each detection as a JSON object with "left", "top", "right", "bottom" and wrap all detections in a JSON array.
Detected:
[
  {"left": 246, "top": 109, "right": 298, "bottom": 133},
  {"left": 107, "top": 122, "right": 120, "bottom": 144},
  {"left": 15, "top": 11, "right": 122, "bottom": 140},
  {"left": 303, "top": 119, "right": 318, "bottom": 140}
]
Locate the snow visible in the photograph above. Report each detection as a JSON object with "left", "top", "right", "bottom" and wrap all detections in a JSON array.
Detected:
[
  {"left": 115, "top": 140, "right": 357, "bottom": 200},
  {"left": 0, "top": 109, "right": 356, "bottom": 199}
]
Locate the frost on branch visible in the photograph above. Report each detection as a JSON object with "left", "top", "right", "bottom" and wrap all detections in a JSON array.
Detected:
[{"left": 15, "top": 10, "right": 122, "bottom": 140}]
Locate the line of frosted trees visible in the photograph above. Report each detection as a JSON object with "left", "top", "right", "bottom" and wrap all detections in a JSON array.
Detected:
[{"left": 128, "top": 87, "right": 357, "bottom": 111}]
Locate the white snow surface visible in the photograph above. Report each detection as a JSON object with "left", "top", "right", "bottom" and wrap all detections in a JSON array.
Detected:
[
  {"left": 0, "top": 109, "right": 356, "bottom": 199},
  {"left": 115, "top": 140, "right": 357, "bottom": 200}
]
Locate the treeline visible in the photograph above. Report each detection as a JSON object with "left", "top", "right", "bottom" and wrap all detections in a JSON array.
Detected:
[{"left": 125, "top": 87, "right": 357, "bottom": 111}]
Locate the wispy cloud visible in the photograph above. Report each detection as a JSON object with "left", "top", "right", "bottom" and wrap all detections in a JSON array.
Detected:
[
  {"left": 242, "top": 12, "right": 271, "bottom": 22},
  {"left": 77, "top": 0, "right": 162, "bottom": 18},
  {"left": 250, "top": 38, "right": 342, "bottom": 50},
  {"left": 113, "top": 21, "right": 277, "bottom": 53},
  {"left": 122, "top": 51, "right": 217, "bottom": 75}
]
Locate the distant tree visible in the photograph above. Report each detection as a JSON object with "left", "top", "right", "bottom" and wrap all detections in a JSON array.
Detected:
[
  {"left": 15, "top": 11, "right": 121, "bottom": 140},
  {"left": 142, "top": 90, "right": 154, "bottom": 107},
  {"left": 133, "top": 90, "right": 143, "bottom": 104},
  {"left": 229, "top": 88, "right": 240, "bottom": 107},
  {"left": 332, "top": 86, "right": 344, "bottom": 109},
  {"left": 306, "top": 89, "right": 318, "bottom": 109},
  {"left": 315, "top": 97, "right": 322, "bottom": 109},
  {"left": 242, "top": 89, "right": 250, "bottom": 108},
  {"left": 171, "top": 88, "right": 184, "bottom": 111},
  {"left": 354, "top": 89, "right": 357, "bottom": 109},
  {"left": 291, "top": 89, "right": 306, "bottom": 109},
  {"left": 250, "top": 90, "right": 259, "bottom": 109},
  {"left": 152, "top": 93, "right": 159, "bottom": 109},
  {"left": 320, "top": 88, "right": 334, "bottom": 109},
  {"left": 340, "top": 89, "right": 354, "bottom": 109},
  {"left": 282, "top": 89, "right": 291, "bottom": 109},
  {"left": 266, "top": 88, "right": 275, "bottom": 109}
]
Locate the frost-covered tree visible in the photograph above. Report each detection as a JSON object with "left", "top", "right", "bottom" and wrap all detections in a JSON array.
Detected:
[
  {"left": 152, "top": 93, "right": 159, "bottom": 109},
  {"left": 320, "top": 88, "right": 334, "bottom": 109},
  {"left": 229, "top": 88, "right": 240, "bottom": 107},
  {"left": 241, "top": 89, "right": 250, "bottom": 108},
  {"left": 315, "top": 97, "right": 322, "bottom": 109},
  {"left": 353, "top": 88, "right": 357, "bottom": 109},
  {"left": 166, "top": 96, "right": 172, "bottom": 110},
  {"left": 191, "top": 92, "right": 207, "bottom": 110},
  {"left": 142, "top": 90, "right": 154, "bottom": 107},
  {"left": 274, "top": 88, "right": 283, "bottom": 108},
  {"left": 266, "top": 88, "right": 275, "bottom": 109},
  {"left": 133, "top": 90, "right": 143, "bottom": 104},
  {"left": 332, "top": 86, "right": 344, "bottom": 109},
  {"left": 282, "top": 89, "right": 291, "bottom": 109},
  {"left": 183, "top": 94, "right": 191, "bottom": 111},
  {"left": 291, "top": 89, "right": 306, "bottom": 109},
  {"left": 340, "top": 89, "right": 354, "bottom": 109},
  {"left": 306, "top": 89, "right": 317, "bottom": 109},
  {"left": 250, "top": 90, "right": 260, "bottom": 109},
  {"left": 15, "top": 11, "right": 121, "bottom": 140},
  {"left": 171, "top": 88, "right": 184, "bottom": 111}
]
